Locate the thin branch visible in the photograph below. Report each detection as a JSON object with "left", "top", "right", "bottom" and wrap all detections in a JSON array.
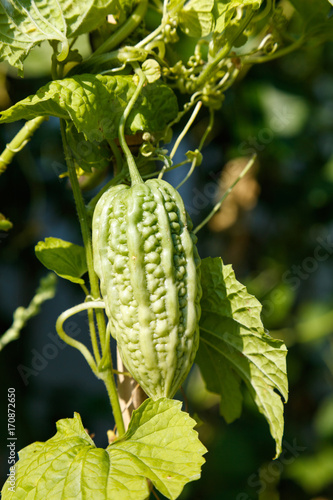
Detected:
[
  {"left": 56, "top": 301, "right": 106, "bottom": 376},
  {"left": 193, "top": 154, "right": 257, "bottom": 234},
  {"left": 170, "top": 101, "right": 202, "bottom": 160},
  {"left": 0, "top": 116, "right": 47, "bottom": 174}
]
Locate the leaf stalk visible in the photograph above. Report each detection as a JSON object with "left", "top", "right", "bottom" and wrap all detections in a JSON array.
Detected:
[{"left": 0, "top": 116, "right": 47, "bottom": 174}]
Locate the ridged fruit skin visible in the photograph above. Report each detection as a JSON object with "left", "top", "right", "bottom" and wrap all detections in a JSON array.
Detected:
[{"left": 92, "top": 179, "right": 201, "bottom": 399}]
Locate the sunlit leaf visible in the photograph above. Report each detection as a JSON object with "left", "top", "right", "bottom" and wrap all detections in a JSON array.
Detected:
[
  {"left": 1, "top": 400, "right": 207, "bottom": 500},
  {"left": 214, "top": 0, "right": 262, "bottom": 33},
  {"left": 0, "top": 213, "right": 13, "bottom": 231},
  {"left": 35, "top": 237, "right": 87, "bottom": 284},
  {"left": 179, "top": 0, "right": 214, "bottom": 37},
  {"left": 196, "top": 257, "right": 288, "bottom": 457},
  {"left": 0, "top": 75, "right": 178, "bottom": 141},
  {"left": 0, "top": 0, "right": 117, "bottom": 74}
]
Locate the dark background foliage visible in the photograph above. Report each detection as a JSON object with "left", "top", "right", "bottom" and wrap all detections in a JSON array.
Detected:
[{"left": 1, "top": 37, "right": 333, "bottom": 499}]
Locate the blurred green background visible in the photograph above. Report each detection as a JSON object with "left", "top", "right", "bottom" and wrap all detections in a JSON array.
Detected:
[{"left": 1, "top": 36, "right": 333, "bottom": 500}]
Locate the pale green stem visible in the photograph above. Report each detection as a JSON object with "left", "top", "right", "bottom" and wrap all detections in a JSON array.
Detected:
[
  {"left": 135, "top": 0, "right": 168, "bottom": 49},
  {"left": 170, "top": 101, "right": 202, "bottom": 160},
  {"left": 56, "top": 301, "right": 105, "bottom": 376},
  {"left": 135, "top": 24, "right": 163, "bottom": 49},
  {"left": 173, "top": 104, "right": 213, "bottom": 190},
  {"left": 144, "top": 159, "right": 190, "bottom": 179},
  {"left": 194, "top": 154, "right": 257, "bottom": 234},
  {"left": 165, "top": 97, "right": 201, "bottom": 141},
  {"left": 0, "top": 116, "right": 47, "bottom": 174},
  {"left": 173, "top": 106, "right": 214, "bottom": 189},
  {"left": 91, "top": 0, "right": 148, "bottom": 57},
  {"left": 99, "top": 324, "right": 126, "bottom": 436},
  {"left": 51, "top": 46, "right": 59, "bottom": 79},
  {"left": 60, "top": 122, "right": 125, "bottom": 436},
  {"left": 176, "top": 157, "right": 197, "bottom": 190},
  {"left": 71, "top": 50, "right": 120, "bottom": 75},
  {"left": 57, "top": 39, "right": 70, "bottom": 62},
  {"left": 244, "top": 37, "right": 304, "bottom": 64},
  {"left": 109, "top": 139, "right": 124, "bottom": 175},
  {"left": 99, "top": 369, "right": 126, "bottom": 436},
  {"left": 252, "top": 0, "right": 273, "bottom": 22},
  {"left": 118, "top": 63, "right": 146, "bottom": 185},
  {"left": 56, "top": 300, "right": 125, "bottom": 436},
  {"left": 80, "top": 284, "right": 101, "bottom": 363},
  {"left": 60, "top": 119, "right": 107, "bottom": 353},
  {"left": 98, "top": 327, "right": 111, "bottom": 371},
  {"left": 198, "top": 107, "right": 214, "bottom": 151}
]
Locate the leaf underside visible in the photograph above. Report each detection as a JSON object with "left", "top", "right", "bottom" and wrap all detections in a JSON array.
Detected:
[
  {"left": 196, "top": 257, "right": 288, "bottom": 457},
  {"left": 35, "top": 237, "right": 87, "bottom": 284},
  {"left": 0, "top": 74, "right": 178, "bottom": 141}
]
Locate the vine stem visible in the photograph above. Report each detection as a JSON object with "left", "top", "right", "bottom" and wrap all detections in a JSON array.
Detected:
[
  {"left": 59, "top": 120, "right": 106, "bottom": 346},
  {"left": 198, "top": 107, "right": 215, "bottom": 151},
  {"left": 175, "top": 157, "right": 197, "bottom": 190},
  {"left": 80, "top": 284, "right": 101, "bottom": 363},
  {"left": 90, "top": 0, "right": 148, "bottom": 57},
  {"left": 56, "top": 301, "right": 105, "bottom": 375},
  {"left": 194, "top": 154, "right": 257, "bottom": 234},
  {"left": 56, "top": 299, "right": 126, "bottom": 437},
  {"left": 100, "top": 368, "right": 126, "bottom": 436},
  {"left": 0, "top": 116, "right": 47, "bottom": 174},
  {"left": 59, "top": 119, "right": 125, "bottom": 436},
  {"left": 135, "top": 0, "right": 168, "bottom": 49},
  {"left": 174, "top": 106, "right": 214, "bottom": 189},
  {"left": 170, "top": 101, "right": 202, "bottom": 160},
  {"left": 118, "top": 63, "right": 147, "bottom": 185},
  {"left": 244, "top": 37, "right": 304, "bottom": 64}
]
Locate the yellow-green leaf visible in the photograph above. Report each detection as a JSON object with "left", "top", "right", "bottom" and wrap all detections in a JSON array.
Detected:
[{"left": 197, "top": 257, "right": 288, "bottom": 458}]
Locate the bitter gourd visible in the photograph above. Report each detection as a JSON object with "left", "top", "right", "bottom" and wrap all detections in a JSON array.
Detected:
[{"left": 92, "top": 178, "right": 201, "bottom": 399}]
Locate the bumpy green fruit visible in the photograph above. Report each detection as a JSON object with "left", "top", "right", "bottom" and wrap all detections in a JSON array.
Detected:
[{"left": 92, "top": 178, "right": 201, "bottom": 399}]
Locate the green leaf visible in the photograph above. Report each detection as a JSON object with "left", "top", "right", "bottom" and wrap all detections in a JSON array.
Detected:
[
  {"left": 142, "top": 59, "right": 162, "bottom": 83},
  {"left": 0, "top": 213, "right": 13, "bottom": 231},
  {"left": 0, "top": 75, "right": 178, "bottom": 141},
  {"left": 179, "top": 0, "right": 215, "bottom": 37},
  {"left": 289, "top": 0, "right": 333, "bottom": 41},
  {"left": 0, "top": 0, "right": 117, "bottom": 74},
  {"left": 60, "top": 0, "right": 118, "bottom": 38},
  {"left": 0, "top": 273, "right": 57, "bottom": 351},
  {"left": 167, "top": 0, "right": 187, "bottom": 16},
  {"left": 289, "top": 0, "right": 331, "bottom": 21},
  {"left": 1, "top": 400, "right": 207, "bottom": 500},
  {"left": 214, "top": 0, "right": 262, "bottom": 33},
  {"left": 196, "top": 257, "right": 288, "bottom": 458},
  {"left": 35, "top": 237, "right": 87, "bottom": 284},
  {"left": 66, "top": 122, "right": 111, "bottom": 173}
]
